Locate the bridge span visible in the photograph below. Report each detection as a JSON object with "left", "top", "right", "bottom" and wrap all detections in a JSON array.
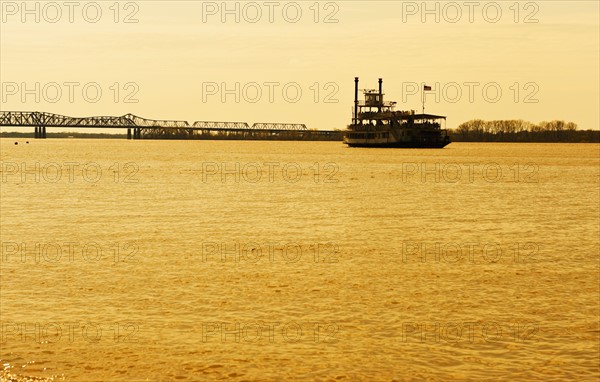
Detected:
[{"left": 0, "top": 111, "right": 342, "bottom": 141}]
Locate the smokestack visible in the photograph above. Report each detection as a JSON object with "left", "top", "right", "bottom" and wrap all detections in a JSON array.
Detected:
[
  {"left": 378, "top": 78, "right": 383, "bottom": 112},
  {"left": 354, "top": 77, "right": 359, "bottom": 124}
]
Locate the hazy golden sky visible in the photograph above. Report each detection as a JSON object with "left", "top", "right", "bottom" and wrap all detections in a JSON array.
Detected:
[{"left": 1, "top": 1, "right": 599, "bottom": 130}]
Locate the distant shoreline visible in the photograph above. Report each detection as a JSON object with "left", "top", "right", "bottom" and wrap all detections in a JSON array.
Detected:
[
  {"left": 1, "top": 131, "right": 598, "bottom": 143},
  {"left": 0, "top": 131, "right": 341, "bottom": 141}
]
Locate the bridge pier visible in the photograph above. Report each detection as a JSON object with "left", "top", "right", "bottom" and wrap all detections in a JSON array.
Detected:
[
  {"left": 34, "top": 126, "right": 46, "bottom": 139},
  {"left": 127, "top": 128, "right": 132, "bottom": 140}
]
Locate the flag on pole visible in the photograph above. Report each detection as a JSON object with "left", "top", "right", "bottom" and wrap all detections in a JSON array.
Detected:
[{"left": 422, "top": 85, "right": 431, "bottom": 114}]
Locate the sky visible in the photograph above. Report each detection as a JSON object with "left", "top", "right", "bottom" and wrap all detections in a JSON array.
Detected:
[{"left": 1, "top": 0, "right": 599, "bottom": 132}]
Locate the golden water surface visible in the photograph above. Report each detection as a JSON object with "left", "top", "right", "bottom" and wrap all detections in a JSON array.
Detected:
[{"left": 1, "top": 140, "right": 598, "bottom": 381}]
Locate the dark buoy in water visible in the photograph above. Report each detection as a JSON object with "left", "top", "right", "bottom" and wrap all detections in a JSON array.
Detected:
[
  {"left": 26, "top": 141, "right": 30, "bottom": 144},
  {"left": 14, "top": 142, "right": 18, "bottom": 145}
]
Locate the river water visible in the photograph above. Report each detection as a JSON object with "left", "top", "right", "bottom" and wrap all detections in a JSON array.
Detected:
[{"left": 0, "top": 140, "right": 598, "bottom": 381}]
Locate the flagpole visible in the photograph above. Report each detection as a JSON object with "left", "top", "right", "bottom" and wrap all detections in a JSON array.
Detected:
[
  {"left": 422, "top": 84, "right": 425, "bottom": 115},
  {"left": 422, "top": 84, "right": 432, "bottom": 116}
]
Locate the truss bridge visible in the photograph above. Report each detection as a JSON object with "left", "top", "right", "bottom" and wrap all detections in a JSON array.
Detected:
[{"left": 0, "top": 111, "right": 341, "bottom": 141}]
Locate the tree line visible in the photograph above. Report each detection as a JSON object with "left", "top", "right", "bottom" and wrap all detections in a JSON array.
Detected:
[{"left": 450, "top": 120, "right": 599, "bottom": 142}]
